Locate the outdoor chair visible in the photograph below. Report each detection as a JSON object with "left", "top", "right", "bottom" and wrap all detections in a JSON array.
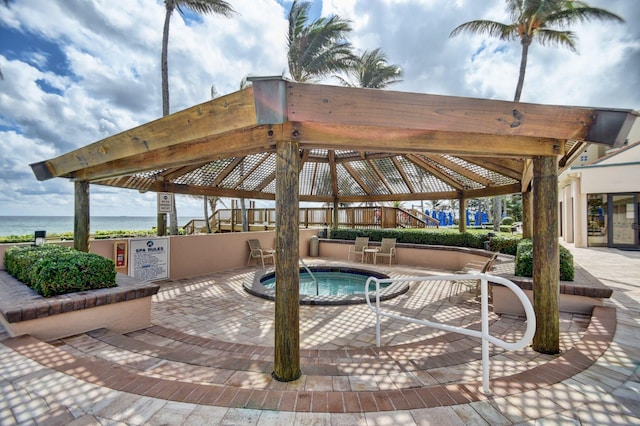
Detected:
[
  {"left": 247, "top": 239, "right": 275, "bottom": 269},
  {"left": 449, "top": 252, "right": 499, "bottom": 300},
  {"left": 374, "top": 238, "right": 397, "bottom": 265},
  {"left": 347, "top": 237, "right": 369, "bottom": 262},
  {"left": 33, "top": 230, "right": 46, "bottom": 246}
]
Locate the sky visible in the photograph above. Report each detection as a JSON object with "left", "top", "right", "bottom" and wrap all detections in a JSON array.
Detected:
[{"left": 0, "top": 0, "right": 638, "bottom": 219}]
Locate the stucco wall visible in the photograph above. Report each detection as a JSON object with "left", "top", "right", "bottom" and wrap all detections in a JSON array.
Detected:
[{"left": 0, "top": 229, "right": 319, "bottom": 280}]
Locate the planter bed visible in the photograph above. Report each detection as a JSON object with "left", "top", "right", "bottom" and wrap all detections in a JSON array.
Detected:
[
  {"left": 492, "top": 267, "right": 612, "bottom": 315},
  {"left": 0, "top": 271, "right": 159, "bottom": 341}
]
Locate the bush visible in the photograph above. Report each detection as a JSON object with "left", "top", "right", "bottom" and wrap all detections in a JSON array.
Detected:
[
  {"left": 501, "top": 216, "right": 514, "bottom": 225},
  {"left": 4, "top": 245, "right": 117, "bottom": 297},
  {"left": 329, "top": 228, "right": 521, "bottom": 254},
  {"left": 514, "top": 239, "right": 574, "bottom": 281}
]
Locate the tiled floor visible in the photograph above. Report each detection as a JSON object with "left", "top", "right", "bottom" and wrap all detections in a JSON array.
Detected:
[{"left": 0, "top": 243, "right": 639, "bottom": 425}]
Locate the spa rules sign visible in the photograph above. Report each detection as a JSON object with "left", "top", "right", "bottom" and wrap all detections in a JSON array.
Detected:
[{"left": 129, "top": 237, "right": 170, "bottom": 281}]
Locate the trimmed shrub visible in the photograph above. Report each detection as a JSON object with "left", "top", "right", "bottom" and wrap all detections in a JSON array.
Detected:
[
  {"left": 329, "top": 228, "right": 521, "bottom": 254},
  {"left": 501, "top": 216, "right": 514, "bottom": 225},
  {"left": 514, "top": 239, "right": 574, "bottom": 281},
  {"left": 4, "top": 245, "right": 117, "bottom": 297}
]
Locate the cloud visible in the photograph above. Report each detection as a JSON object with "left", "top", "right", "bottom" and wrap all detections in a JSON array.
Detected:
[{"left": 0, "top": 0, "right": 638, "bottom": 219}]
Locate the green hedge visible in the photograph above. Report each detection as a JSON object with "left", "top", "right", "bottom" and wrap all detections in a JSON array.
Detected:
[
  {"left": 514, "top": 239, "right": 574, "bottom": 281},
  {"left": 4, "top": 245, "right": 117, "bottom": 297},
  {"left": 328, "top": 228, "right": 521, "bottom": 256}
]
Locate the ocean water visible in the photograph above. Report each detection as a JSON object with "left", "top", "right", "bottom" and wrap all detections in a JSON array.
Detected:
[{"left": 0, "top": 216, "right": 200, "bottom": 237}]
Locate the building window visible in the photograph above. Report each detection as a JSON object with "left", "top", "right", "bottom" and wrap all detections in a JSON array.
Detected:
[
  {"left": 587, "top": 194, "right": 607, "bottom": 247},
  {"left": 580, "top": 154, "right": 589, "bottom": 162}
]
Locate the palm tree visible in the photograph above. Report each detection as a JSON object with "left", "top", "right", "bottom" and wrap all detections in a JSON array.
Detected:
[
  {"left": 287, "top": 0, "right": 354, "bottom": 82},
  {"left": 160, "top": 0, "right": 236, "bottom": 235},
  {"left": 451, "top": 0, "right": 624, "bottom": 355},
  {"left": 336, "top": 48, "right": 403, "bottom": 89},
  {"left": 450, "top": 0, "right": 624, "bottom": 102}
]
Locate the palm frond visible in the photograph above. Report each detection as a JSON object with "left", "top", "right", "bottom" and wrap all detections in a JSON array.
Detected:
[
  {"left": 545, "top": 7, "right": 624, "bottom": 28},
  {"left": 174, "top": 0, "right": 236, "bottom": 17},
  {"left": 534, "top": 28, "right": 577, "bottom": 51},
  {"left": 450, "top": 20, "right": 516, "bottom": 41}
]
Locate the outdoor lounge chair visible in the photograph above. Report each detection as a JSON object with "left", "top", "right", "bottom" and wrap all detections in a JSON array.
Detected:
[
  {"left": 374, "top": 238, "right": 396, "bottom": 265},
  {"left": 347, "top": 237, "right": 369, "bottom": 262},
  {"left": 449, "top": 252, "right": 499, "bottom": 300},
  {"left": 247, "top": 239, "right": 275, "bottom": 269}
]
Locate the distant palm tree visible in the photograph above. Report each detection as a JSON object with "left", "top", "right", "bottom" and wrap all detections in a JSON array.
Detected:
[
  {"left": 162, "top": 0, "right": 235, "bottom": 115},
  {"left": 160, "top": 0, "right": 236, "bottom": 235},
  {"left": 336, "top": 48, "right": 403, "bottom": 89},
  {"left": 450, "top": 0, "right": 624, "bottom": 102},
  {"left": 450, "top": 0, "right": 624, "bottom": 234},
  {"left": 287, "top": 0, "right": 354, "bottom": 82}
]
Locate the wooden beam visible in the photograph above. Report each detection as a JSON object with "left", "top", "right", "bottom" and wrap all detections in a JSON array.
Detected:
[
  {"left": 233, "top": 153, "right": 270, "bottom": 190},
  {"left": 33, "top": 88, "right": 257, "bottom": 180},
  {"left": 391, "top": 157, "right": 416, "bottom": 194},
  {"left": 289, "top": 122, "right": 566, "bottom": 158},
  {"left": 458, "top": 156, "right": 524, "bottom": 181},
  {"left": 406, "top": 154, "right": 464, "bottom": 191},
  {"left": 342, "top": 162, "right": 372, "bottom": 195},
  {"left": 65, "top": 126, "right": 279, "bottom": 182},
  {"left": 286, "top": 81, "right": 596, "bottom": 141},
  {"left": 367, "top": 159, "right": 394, "bottom": 194},
  {"left": 422, "top": 154, "right": 493, "bottom": 186},
  {"left": 273, "top": 140, "right": 301, "bottom": 382},
  {"left": 532, "top": 156, "right": 560, "bottom": 354},
  {"left": 74, "top": 181, "right": 90, "bottom": 253}
]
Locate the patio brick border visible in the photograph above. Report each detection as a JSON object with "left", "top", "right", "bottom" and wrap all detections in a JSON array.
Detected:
[{"left": 2, "top": 306, "right": 615, "bottom": 413}]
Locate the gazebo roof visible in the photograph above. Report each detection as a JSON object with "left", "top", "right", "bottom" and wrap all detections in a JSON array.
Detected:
[{"left": 31, "top": 76, "right": 636, "bottom": 202}]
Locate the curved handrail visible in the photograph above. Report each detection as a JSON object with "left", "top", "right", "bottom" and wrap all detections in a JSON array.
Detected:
[
  {"left": 364, "top": 273, "right": 536, "bottom": 394},
  {"left": 299, "top": 257, "right": 319, "bottom": 295}
]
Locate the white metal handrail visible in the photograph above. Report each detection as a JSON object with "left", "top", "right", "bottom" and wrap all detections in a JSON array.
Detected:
[
  {"left": 299, "top": 258, "right": 319, "bottom": 295},
  {"left": 364, "top": 273, "right": 536, "bottom": 394}
]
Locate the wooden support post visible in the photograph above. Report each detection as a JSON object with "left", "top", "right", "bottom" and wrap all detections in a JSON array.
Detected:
[
  {"left": 532, "top": 156, "right": 560, "bottom": 354},
  {"left": 74, "top": 181, "right": 90, "bottom": 253},
  {"left": 273, "top": 140, "right": 301, "bottom": 382},
  {"left": 458, "top": 197, "right": 467, "bottom": 233},
  {"left": 522, "top": 188, "right": 533, "bottom": 239},
  {"left": 332, "top": 197, "right": 339, "bottom": 230}
]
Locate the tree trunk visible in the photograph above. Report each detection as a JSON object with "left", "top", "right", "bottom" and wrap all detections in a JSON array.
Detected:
[
  {"left": 273, "top": 140, "right": 301, "bottom": 382},
  {"left": 161, "top": 6, "right": 172, "bottom": 117},
  {"left": 157, "top": 6, "right": 172, "bottom": 235},
  {"left": 532, "top": 156, "right": 560, "bottom": 354},
  {"left": 522, "top": 189, "right": 533, "bottom": 239},
  {"left": 169, "top": 197, "right": 178, "bottom": 235},
  {"left": 458, "top": 196, "right": 467, "bottom": 233},
  {"left": 74, "top": 181, "right": 90, "bottom": 253},
  {"left": 492, "top": 195, "right": 501, "bottom": 231},
  {"left": 240, "top": 198, "right": 248, "bottom": 232},
  {"left": 204, "top": 196, "right": 211, "bottom": 233},
  {"left": 514, "top": 40, "right": 530, "bottom": 102}
]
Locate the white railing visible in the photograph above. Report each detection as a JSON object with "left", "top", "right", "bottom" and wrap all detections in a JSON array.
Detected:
[
  {"left": 364, "top": 273, "right": 536, "bottom": 394},
  {"left": 299, "top": 257, "right": 319, "bottom": 295}
]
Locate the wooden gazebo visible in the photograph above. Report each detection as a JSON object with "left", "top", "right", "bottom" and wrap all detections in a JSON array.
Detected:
[{"left": 31, "top": 76, "right": 635, "bottom": 381}]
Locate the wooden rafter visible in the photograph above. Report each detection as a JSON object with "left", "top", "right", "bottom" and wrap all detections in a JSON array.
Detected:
[
  {"left": 328, "top": 151, "right": 338, "bottom": 197},
  {"left": 342, "top": 162, "right": 372, "bottom": 195},
  {"left": 406, "top": 154, "right": 464, "bottom": 191},
  {"left": 233, "top": 152, "right": 271, "bottom": 190},
  {"left": 422, "top": 154, "right": 493, "bottom": 187},
  {"left": 391, "top": 157, "right": 416, "bottom": 194},
  {"left": 367, "top": 159, "right": 393, "bottom": 194}
]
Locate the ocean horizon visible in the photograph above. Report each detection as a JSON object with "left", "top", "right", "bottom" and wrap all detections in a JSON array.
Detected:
[{"left": 0, "top": 216, "right": 203, "bottom": 237}]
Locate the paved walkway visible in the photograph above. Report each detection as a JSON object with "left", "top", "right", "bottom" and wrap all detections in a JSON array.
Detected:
[{"left": 0, "top": 243, "right": 638, "bottom": 425}]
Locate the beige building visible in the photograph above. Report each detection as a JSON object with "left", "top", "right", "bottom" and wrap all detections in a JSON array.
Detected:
[{"left": 559, "top": 116, "right": 640, "bottom": 249}]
